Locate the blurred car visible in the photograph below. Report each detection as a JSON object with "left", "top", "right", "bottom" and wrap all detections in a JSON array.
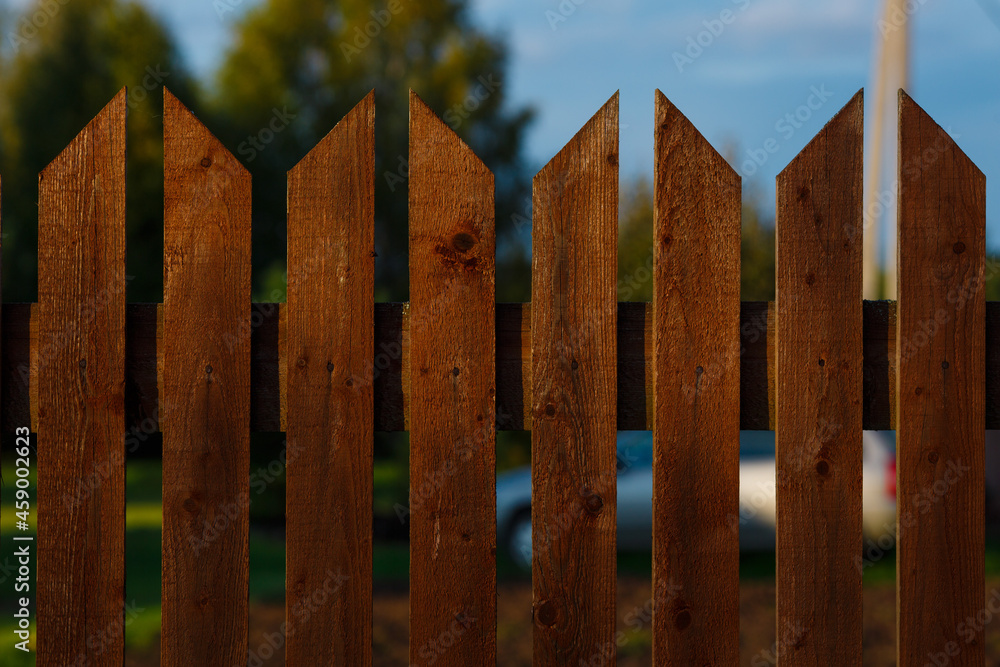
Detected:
[{"left": 496, "top": 430, "right": 897, "bottom": 568}]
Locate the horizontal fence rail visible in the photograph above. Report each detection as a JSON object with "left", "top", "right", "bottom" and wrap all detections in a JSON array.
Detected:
[
  {"left": 7, "top": 300, "right": 1000, "bottom": 433},
  {"left": 0, "top": 86, "right": 991, "bottom": 666}
]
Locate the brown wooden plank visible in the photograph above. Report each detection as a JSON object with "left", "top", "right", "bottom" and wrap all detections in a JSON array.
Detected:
[
  {"left": 285, "top": 92, "right": 375, "bottom": 664},
  {"left": 160, "top": 89, "right": 251, "bottom": 665},
  {"left": 651, "top": 90, "right": 740, "bottom": 664},
  {"left": 531, "top": 93, "right": 618, "bottom": 664},
  {"left": 36, "top": 91, "right": 127, "bottom": 664},
  {"left": 36, "top": 91, "right": 127, "bottom": 665},
  {"left": 408, "top": 91, "right": 497, "bottom": 666},
  {"left": 776, "top": 90, "right": 864, "bottom": 665},
  {"left": 896, "top": 90, "right": 985, "bottom": 667}
]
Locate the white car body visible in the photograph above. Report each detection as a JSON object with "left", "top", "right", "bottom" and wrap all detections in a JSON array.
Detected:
[{"left": 497, "top": 430, "right": 897, "bottom": 566}]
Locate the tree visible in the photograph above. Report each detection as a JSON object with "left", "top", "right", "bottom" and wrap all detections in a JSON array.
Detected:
[
  {"left": 738, "top": 183, "right": 775, "bottom": 301},
  {"left": 0, "top": 0, "right": 196, "bottom": 302},
  {"left": 209, "top": 0, "right": 534, "bottom": 302},
  {"left": 617, "top": 178, "right": 654, "bottom": 302}
]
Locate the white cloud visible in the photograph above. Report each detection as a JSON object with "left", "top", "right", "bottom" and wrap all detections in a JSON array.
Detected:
[{"left": 739, "top": 0, "right": 873, "bottom": 35}]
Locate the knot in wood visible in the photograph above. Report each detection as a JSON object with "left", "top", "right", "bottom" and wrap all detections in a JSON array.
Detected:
[
  {"left": 535, "top": 600, "right": 558, "bottom": 627},
  {"left": 452, "top": 232, "right": 476, "bottom": 252},
  {"left": 583, "top": 491, "right": 604, "bottom": 515}
]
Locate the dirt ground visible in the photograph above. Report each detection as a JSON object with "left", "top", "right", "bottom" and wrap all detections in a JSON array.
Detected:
[{"left": 123, "top": 576, "right": 1000, "bottom": 666}]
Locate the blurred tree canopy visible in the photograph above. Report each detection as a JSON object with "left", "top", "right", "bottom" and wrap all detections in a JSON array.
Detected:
[
  {"left": 209, "top": 0, "right": 534, "bottom": 301},
  {"left": 0, "top": 0, "right": 197, "bottom": 302},
  {"left": 1, "top": 0, "right": 996, "bottom": 308},
  {"left": 0, "top": 0, "right": 533, "bottom": 303}
]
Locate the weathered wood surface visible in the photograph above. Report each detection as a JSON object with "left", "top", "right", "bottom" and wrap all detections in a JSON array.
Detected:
[
  {"left": 651, "top": 90, "right": 740, "bottom": 664},
  {"left": 896, "top": 90, "right": 986, "bottom": 667},
  {"left": 775, "top": 90, "right": 864, "bottom": 665},
  {"left": 36, "top": 89, "right": 127, "bottom": 667},
  {"left": 160, "top": 89, "right": 251, "bottom": 665},
  {"left": 285, "top": 93, "right": 375, "bottom": 665},
  {"left": 408, "top": 92, "right": 497, "bottom": 667},
  {"left": 531, "top": 93, "right": 618, "bottom": 665}
]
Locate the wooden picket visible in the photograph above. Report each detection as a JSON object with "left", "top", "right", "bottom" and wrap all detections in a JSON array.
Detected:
[
  {"left": 896, "top": 91, "right": 986, "bottom": 667},
  {"left": 531, "top": 93, "right": 618, "bottom": 665},
  {"left": 408, "top": 91, "right": 498, "bottom": 666},
  {"left": 160, "top": 90, "right": 251, "bottom": 665},
  {"left": 775, "top": 90, "right": 865, "bottom": 664},
  {"left": 651, "top": 90, "right": 741, "bottom": 664},
  {"left": 285, "top": 92, "right": 375, "bottom": 664},
  {"left": 36, "top": 90, "right": 127, "bottom": 666},
  {"left": 1, "top": 85, "right": 994, "bottom": 666}
]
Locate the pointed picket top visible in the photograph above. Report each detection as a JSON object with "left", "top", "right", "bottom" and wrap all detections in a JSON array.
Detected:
[
  {"left": 654, "top": 88, "right": 740, "bottom": 201},
  {"left": 776, "top": 88, "right": 864, "bottom": 240},
  {"left": 163, "top": 88, "right": 250, "bottom": 198},
  {"left": 409, "top": 89, "right": 492, "bottom": 175},
  {"left": 407, "top": 89, "right": 495, "bottom": 291},
  {"left": 41, "top": 88, "right": 128, "bottom": 177},
  {"left": 536, "top": 92, "right": 619, "bottom": 181},
  {"left": 778, "top": 89, "right": 864, "bottom": 181},
  {"left": 289, "top": 90, "right": 375, "bottom": 176},
  {"left": 898, "top": 88, "right": 985, "bottom": 196}
]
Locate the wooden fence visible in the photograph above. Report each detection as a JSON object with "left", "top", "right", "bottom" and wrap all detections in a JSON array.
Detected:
[{"left": 0, "top": 85, "right": 993, "bottom": 665}]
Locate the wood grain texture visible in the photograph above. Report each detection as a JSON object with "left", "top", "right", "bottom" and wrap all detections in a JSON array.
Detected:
[
  {"left": 531, "top": 93, "right": 618, "bottom": 665},
  {"left": 408, "top": 92, "right": 497, "bottom": 667},
  {"left": 285, "top": 92, "right": 375, "bottom": 665},
  {"left": 36, "top": 90, "right": 127, "bottom": 666},
  {"left": 776, "top": 90, "right": 864, "bottom": 665},
  {"left": 652, "top": 90, "right": 740, "bottom": 665},
  {"left": 896, "top": 90, "right": 985, "bottom": 667},
  {"left": 160, "top": 89, "right": 251, "bottom": 665}
]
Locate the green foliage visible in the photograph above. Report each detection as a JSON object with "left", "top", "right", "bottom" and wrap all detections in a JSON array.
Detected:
[
  {"left": 988, "top": 254, "right": 1000, "bottom": 301},
  {"left": 209, "top": 0, "right": 534, "bottom": 301},
  {"left": 0, "top": 0, "right": 533, "bottom": 303},
  {"left": 0, "top": 0, "right": 197, "bottom": 302},
  {"left": 617, "top": 178, "right": 654, "bottom": 302},
  {"left": 740, "top": 185, "right": 775, "bottom": 301}
]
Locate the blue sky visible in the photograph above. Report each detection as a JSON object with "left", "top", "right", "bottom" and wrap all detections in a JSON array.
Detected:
[{"left": 10, "top": 0, "right": 1000, "bottom": 249}]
